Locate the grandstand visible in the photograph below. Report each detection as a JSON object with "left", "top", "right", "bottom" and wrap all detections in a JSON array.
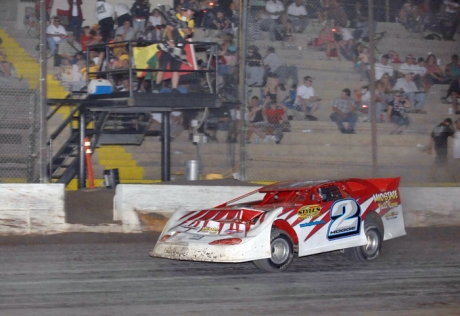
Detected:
[{"left": 0, "top": 0, "right": 459, "bottom": 189}]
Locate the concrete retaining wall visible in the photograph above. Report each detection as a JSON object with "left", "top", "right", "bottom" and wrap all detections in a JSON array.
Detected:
[
  {"left": 0, "top": 184, "right": 66, "bottom": 235},
  {"left": 114, "top": 185, "right": 460, "bottom": 233}
]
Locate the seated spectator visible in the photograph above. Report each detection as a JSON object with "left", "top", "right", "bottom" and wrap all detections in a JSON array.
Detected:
[
  {"left": 423, "top": 53, "right": 449, "bottom": 90},
  {"left": 46, "top": 16, "right": 67, "bottom": 55},
  {"left": 259, "top": 0, "right": 285, "bottom": 41},
  {"left": 376, "top": 73, "right": 394, "bottom": 106},
  {"left": 263, "top": 46, "right": 298, "bottom": 90},
  {"left": 330, "top": 88, "right": 358, "bottom": 134},
  {"left": 328, "top": 0, "right": 348, "bottom": 28},
  {"left": 434, "top": 0, "right": 459, "bottom": 40},
  {"left": 246, "top": 96, "right": 268, "bottom": 143},
  {"left": 357, "top": 85, "right": 385, "bottom": 123},
  {"left": 394, "top": 72, "right": 427, "bottom": 113},
  {"left": 57, "top": 32, "right": 82, "bottom": 65},
  {"left": 399, "top": 0, "right": 421, "bottom": 33},
  {"left": 262, "top": 75, "right": 280, "bottom": 102},
  {"left": 445, "top": 54, "right": 460, "bottom": 82},
  {"left": 294, "top": 76, "right": 321, "bottom": 121},
  {"left": 398, "top": 54, "right": 418, "bottom": 77},
  {"left": 317, "top": 0, "right": 330, "bottom": 25},
  {"left": 287, "top": 0, "right": 309, "bottom": 34},
  {"left": 387, "top": 91, "right": 411, "bottom": 135},
  {"left": 148, "top": 8, "right": 165, "bottom": 28},
  {"left": 109, "top": 35, "right": 128, "bottom": 58},
  {"left": 264, "top": 98, "right": 287, "bottom": 144},
  {"left": 115, "top": 20, "right": 136, "bottom": 41},
  {"left": 246, "top": 45, "right": 264, "bottom": 87},
  {"left": 212, "top": 10, "right": 231, "bottom": 37},
  {"left": 444, "top": 77, "right": 460, "bottom": 114},
  {"left": 413, "top": 57, "right": 427, "bottom": 90},
  {"left": 334, "top": 26, "right": 355, "bottom": 61},
  {"left": 355, "top": 43, "right": 369, "bottom": 81},
  {"left": 311, "top": 23, "right": 340, "bottom": 60},
  {"left": 374, "top": 54, "right": 395, "bottom": 82},
  {"left": 81, "top": 25, "right": 103, "bottom": 52},
  {"left": 80, "top": 26, "right": 91, "bottom": 52},
  {"left": 0, "top": 37, "right": 13, "bottom": 78}
]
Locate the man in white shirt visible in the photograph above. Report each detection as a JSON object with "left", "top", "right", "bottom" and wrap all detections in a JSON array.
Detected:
[
  {"left": 393, "top": 72, "right": 426, "bottom": 113},
  {"left": 115, "top": 3, "right": 132, "bottom": 27},
  {"left": 260, "top": 0, "right": 285, "bottom": 41},
  {"left": 399, "top": 54, "right": 418, "bottom": 76},
  {"left": 46, "top": 16, "right": 67, "bottom": 55},
  {"left": 373, "top": 54, "right": 394, "bottom": 81},
  {"left": 287, "top": 0, "right": 309, "bottom": 33},
  {"left": 295, "top": 76, "right": 321, "bottom": 120},
  {"left": 96, "top": 0, "right": 114, "bottom": 42}
]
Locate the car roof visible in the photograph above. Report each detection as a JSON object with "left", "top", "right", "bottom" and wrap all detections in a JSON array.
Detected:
[{"left": 258, "top": 180, "right": 332, "bottom": 192}]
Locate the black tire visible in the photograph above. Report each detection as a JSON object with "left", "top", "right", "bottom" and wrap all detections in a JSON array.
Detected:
[
  {"left": 253, "top": 228, "right": 294, "bottom": 272},
  {"left": 344, "top": 218, "right": 383, "bottom": 263}
]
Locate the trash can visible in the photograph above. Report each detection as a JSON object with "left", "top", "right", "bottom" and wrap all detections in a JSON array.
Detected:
[
  {"left": 185, "top": 160, "right": 200, "bottom": 181},
  {"left": 103, "top": 169, "right": 120, "bottom": 189}
]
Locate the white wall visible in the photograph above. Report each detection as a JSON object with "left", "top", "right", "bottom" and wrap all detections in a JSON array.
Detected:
[{"left": 0, "top": 184, "right": 66, "bottom": 235}]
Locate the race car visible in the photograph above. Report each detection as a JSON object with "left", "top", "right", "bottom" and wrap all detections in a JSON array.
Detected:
[{"left": 150, "top": 177, "right": 406, "bottom": 272}]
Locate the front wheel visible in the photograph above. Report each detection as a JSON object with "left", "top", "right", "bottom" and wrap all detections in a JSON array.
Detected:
[
  {"left": 253, "top": 229, "right": 294, "bottom": 272},
  {"left": 345, "top": 219, "right": 382, "bottom": 263}
]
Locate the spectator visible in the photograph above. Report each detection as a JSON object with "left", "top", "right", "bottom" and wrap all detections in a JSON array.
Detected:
[
  {"left": 355, "top": 43, "right": 369, "bottom": 81},
  {"left": 152, "top": 2, "right": 195, "bottom": 93},
  {"left": 114, "top": 3, "right": 132, "bottom": 27},
  {"left": 358, "top": 85, "right": 385, "bottom": 123},
  {"left": 34, "top": 0, "right": 53, "bottom": 22},
  {"left": 436, "top": 0, "right": 460, "bottom": 40},
  {"left": 131, "top": 0, "right": 150, "bottom": 37},
  {"left": 264, "top": 99, "right": 287, "bottom": 144},
  {"left": 149, "top": 8, "right": 165, "bottom": 28},
  {"left": 317, "top": 0, "right": 330, "bottom": 25},
  {"left": 394, "top": 72, "right": 427, "bottom": 113},
  {"left": 330, "top": 88, "right": 358, "bottom": 134},
  {"left": 57, "top": 32, "right": 82, "bottom": 65},
  {"left": 263, "top": 46, "right": 298, "bottom": 90},
  {"left": 246, "top": 96, "right": 268, "bottom": 143},
  {"left": 334, "top": 26, "right": 354, "bottom": 61},
  {"left": 246, "top": 45, "right": 264, "bottom": 87},
  {"left": 387, "top": 91, "right": 410, "bottom": 135},
  {"left": 259, "top": 0, "right": 285, "bottom": 41},
  {"left": 109, "top": 34, "right": 128, "bottom": 58},
  {"left": 262, "top": 75, "right": 280, "bottom": 102},
  {"left": 287, "top": 0, "right": 309, "bottom": 34},
  {"left": 376, "top": 73, "right": 394, "bottom": 106},
  {"left": 80, "top": 26, "right": 91, "bottom": 52},
  {"left": 65, "top": 0, "right": 84, "bottom": 41},
  {"left": 294, "top": 76, "right": 321, "bottom": 121},
  {"left": 399, "top": 54, "right": 418, "bottom": 76},
  {"left": 115, "top": 20, "right": 136, "bottom": 41},
  {"left": 399, "top": 0, "right": 421, "bottom": 33},
  {"left": 311, "top": 22, "right": 339, "bottom": 60},
  {"left": 443, "top": 77, "right": 460, "bottom": 114},
  {"left": 226, "top": 2, "right": 239, "bottom": 31},
  {"left": 212, "top": 10, "right": 231, "bottom": 36},
  {"left": 328, "top": 0, "right": 348, "bottom": 28},
  {"left": 46, "top": 16, "right": 67, "bottom": 55},
  {"left": 81, "top": 25, "right": 103, "bottom": 53},
  {"left": 423, "top": 53, "right": 449, "bottom": 91},
  {"left": 0, "top": 37, "right": 13, "bottom": 78},
  {"left": 445, "top": 54, "right": 460, "bottom": 82},
  {"left": 374, "top": 54, "right": 394, "bottom": 82},
  {"left": 95, "top": 0, "right": 114, "bottom": 42},
  {"left": 427, "top": 118, "right": 454, "bottom": 181},
  {"left": 413, "top": 57, "right": 427, "bottom": 90}
]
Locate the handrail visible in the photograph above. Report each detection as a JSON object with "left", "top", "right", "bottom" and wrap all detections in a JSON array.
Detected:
[{"left": 47, "top": 102, "right": 82, "bottom": 145}]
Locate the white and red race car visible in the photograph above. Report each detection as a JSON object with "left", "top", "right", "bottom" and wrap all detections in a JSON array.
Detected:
[{"left": 150, "top": 178, "right": 406, "bottom": 272}]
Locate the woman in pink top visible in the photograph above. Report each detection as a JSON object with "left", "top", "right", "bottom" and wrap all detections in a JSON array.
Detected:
[{"left": 423, "top": 54, "right": 448, "bottom": 91}]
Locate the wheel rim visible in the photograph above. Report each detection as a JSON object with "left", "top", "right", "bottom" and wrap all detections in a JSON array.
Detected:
[
  {"left": 363, "top": 229, "right": 379, "bottom": 256},
  {"left": 271, "top": 238, "right": 290, "bottom": 265}
]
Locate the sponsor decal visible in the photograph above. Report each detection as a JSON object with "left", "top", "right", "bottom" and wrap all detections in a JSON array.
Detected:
[
  {"left": 300, "top": 220, "right": 325, "bottom": 228},
  {"left": 224, "top": 229, "right": 241, "bottom": 234},
  {"left": 373, "top": 190, "right": 399, "bottom": 210},
  {"left": 201, "top": 226, "right": 219, "bottom": 234},
  {"left": 297, "top": 205, "right": 321, "bottom": 219},
  {"left": 384, "top": 211, "right": 398, "bottom": 220}
]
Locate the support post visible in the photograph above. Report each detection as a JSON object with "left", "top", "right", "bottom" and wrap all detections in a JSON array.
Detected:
[
  {"left": 84, "top": 137, "right": 95, "bottom": 189},
  {"left": 161, "top": 111, "right": 171, "bottom": 181},
  {"left": 78, "top": 109, "right": 86, "bottom": 189}
]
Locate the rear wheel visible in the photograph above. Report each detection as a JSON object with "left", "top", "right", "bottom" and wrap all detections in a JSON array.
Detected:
[
  {"left": 253, "top": 229, "right": 294, "bottom": 272},
  {"left": 345, "top": 218, "right": 382, "bottom": 263}
]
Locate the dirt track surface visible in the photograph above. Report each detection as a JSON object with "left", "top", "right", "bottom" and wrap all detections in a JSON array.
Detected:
[{"left": 1, "top": 227, "right": 460, "bottom": 315}]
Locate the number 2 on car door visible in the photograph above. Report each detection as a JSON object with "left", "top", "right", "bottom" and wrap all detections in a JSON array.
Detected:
[{"left": 327, "top": 199, "right": 361, "bottom": 240}]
